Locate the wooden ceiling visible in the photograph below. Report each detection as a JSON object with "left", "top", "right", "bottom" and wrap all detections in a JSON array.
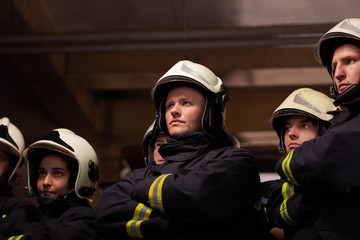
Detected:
[{"left": 1, "top": 0, "right": 359, "bottom": 205}]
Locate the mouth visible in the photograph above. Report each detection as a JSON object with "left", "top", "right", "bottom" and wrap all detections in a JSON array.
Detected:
[
  {"left": 288, "top": 143, "right": 300, "bottom": 150},
  {"left": 338, "top": 83, "right": 350, "bottom": 93},
  {"left": 40, "top": 191, "right": 55, "bottom": 197},
  {"left": 170, "top": 119, "right": 183, "bottom": 125}
]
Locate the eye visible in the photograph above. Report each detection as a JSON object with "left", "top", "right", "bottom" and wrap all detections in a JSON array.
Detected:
[
  {"left": 54, "top": 171, "right": 63, "bottom": 177},
  {"left": 38, "top": 171, "right": 46, "bottom": 177},
  {"left": 154, "top": 142, "right": 164, "bottom": 149},
  {"left": 166, "top": 103, "right": 174, "bottom": 109},
  {"left": 183, "top": 101, "right": 191, "bottom": 106},
  {"left": 344, "top": 58, "right": 354, "bottom": 66}
]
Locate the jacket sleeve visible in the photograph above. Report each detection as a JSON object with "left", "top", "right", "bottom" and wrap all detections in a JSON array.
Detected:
[
  {"left": 46, "top": 207, "right": 95, "bottom": 240},
  {"left": 276, "top": 120, "right": 360, "bottom": 194},
  {"left": 132, "top": 147, "right": 260, "bottom": 222},
  {"left": 267, "top": 179, "right": 318, "bottom": 229},
  {"left": 14, "top": 205, "right": 96, "bottom": 240},
  {"left": 0, "top": 197, "right": 44, "bottom": 239},
  {"left": 96, "top": 170, "right": 169, "bottom": 240}
]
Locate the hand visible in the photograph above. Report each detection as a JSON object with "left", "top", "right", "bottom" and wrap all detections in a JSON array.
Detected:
[{"left": 270, "top": 227, "right": 285, "bottom": 240}]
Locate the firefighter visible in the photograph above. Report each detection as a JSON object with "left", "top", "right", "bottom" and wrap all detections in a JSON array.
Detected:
[
  {"left": 0, "top": 117, "right": 42, "bottom": 238},
  {"left": 96, "top": 60, "right": 261, "bottom": 239},
  {"left": 272, "top": 18, "right": 360, "bottom": 239},
  {"left": 142, "top": 120, "right": 168, "bottom": 166},
  {"left": 13, "top": 128, "right": 100, "bottom": 239},
  {"left": 261, "top": 88, "right": 337, "bottom": 239}
]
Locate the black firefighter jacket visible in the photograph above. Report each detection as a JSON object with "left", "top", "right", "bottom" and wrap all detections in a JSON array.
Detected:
[
  {"left": 5, "top": 196, "right": 97, "bottom": 240},
  {"left": 0, "top": 183, "right": 42, "bottom": 239},
  {"left": 96, "top": 132, "right": 262, "bottom": 240},
  {"left": 272, "top": 109, "right": 360, "bottom": 239}
]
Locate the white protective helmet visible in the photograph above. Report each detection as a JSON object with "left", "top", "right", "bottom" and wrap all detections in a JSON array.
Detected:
[
  {"left": 151, "top": 60, "right": 240, "bottom": 147},
  {"left": 314, "top": 18, "right": 360, "bottom": 102},
  {"left": 269, "top": 88, "right": 337, "bottom": 155},
  {"left": 0, "top": 117, "right": 25, "bottom": 183},
  {"left": 23, "top": 128, "right": 99, "bottom": 201}
]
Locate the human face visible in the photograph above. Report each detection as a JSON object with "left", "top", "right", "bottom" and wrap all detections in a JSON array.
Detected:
[
  {"left": 0, "top": 149, "right": 11, "bottom": 178},
  {"left": 153, "top": 133, "right": 168, "bottom": 165},
  {"left": 165, "top": 86, "right": 205, "bottom": 137},
  {"left": 37, "top": 154, "right": 71, "bottom": 199},
  {"left": 283, "top": 116, "right": 318, "bottom": 153},
  {"left": 332, "top": 43, "right": 360, "bottom": 94}
]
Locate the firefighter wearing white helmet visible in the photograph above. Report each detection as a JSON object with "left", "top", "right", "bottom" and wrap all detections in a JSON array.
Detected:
[
  {"left": 24, "top": 128, "right": 99, "bottom": 202},
  {"left": 151, "top": 60, "right": 240, "bottom": 146},
  {"left": 142, "top": 120, "right": 169, "bottom": 166},
  {"left": 270, "top": 88, "right": 337, "bottom": 155},
  {"left": 0, "top": 117, "right": 46, "bottom": 239},
  {"left": 0, "top": 117, "right": 25, "bottom": 183},
  {"left": 314, "top": 18, "right": 360, "bottom": 107},
  {"left": 95, "top": 60, "right": 262, "bottom": 239},
  {"left": 18, "top": 128, "right": 99, "bottom": 239},
  {"left": 264, "top": 88, "right": 337, "bottom": 239},
  {"left": 267, "top": 19, "right": 360, "bottom": 239}
]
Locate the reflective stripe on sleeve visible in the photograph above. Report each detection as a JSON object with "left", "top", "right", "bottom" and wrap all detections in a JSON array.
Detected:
[
  {"left": 280, "top": 182, "right": 298, "bottom": 226},
  {"left": 8, "top": 235, "right": 24, "bottom": 240},
  {"left": 281, "top": 150, "right": 300, "bottom": 186},
  {"left": 126, "top": 203, "right": 153, "bottom": 239},
  {"left": 148, "top": 174, "right": 171, "bottom": 213}
]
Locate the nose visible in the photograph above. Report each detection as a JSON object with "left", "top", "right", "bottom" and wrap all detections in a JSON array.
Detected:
[
  {"left": 42, "top": 174, "right": 51, "bottom": 186},
  {"left": 287, "top": 126, "right": 298, "bottom": 140},
  {"left": 170, "top": 104, "right": 180, "bottom": 117},
  {"left": 333, "top": 63, "right": 346, "bottom": 83}
]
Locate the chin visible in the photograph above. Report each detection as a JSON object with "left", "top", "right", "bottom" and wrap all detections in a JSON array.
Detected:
[{"left": 169, "top": 129, "right": 182, "bottom": 137}]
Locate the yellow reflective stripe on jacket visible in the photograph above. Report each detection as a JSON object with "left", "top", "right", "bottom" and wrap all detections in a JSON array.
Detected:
[
  {"left": 281, "top": 150, "right": 300, "bottom": 186},
  {"left": 148, "top": 174, "right": 171, "bottom": 213},
  {"left": 8, "top": 235, "right": 24, "bottom": 240},
  {"left": 126, "top": 203, "right": 153, "bottom": 239},
  {"left": 280, "top": 182, "right": 298, "bottom": 226}
]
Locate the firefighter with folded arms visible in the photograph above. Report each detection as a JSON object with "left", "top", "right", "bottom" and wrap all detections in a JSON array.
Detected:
[
  {"left": 96, "top": 60, "right": 262, "bottom": 239},
  {"left": 261, "top": 88, "right": 337, "bottom": 240},
  {"left": 271, "top": 18, "right": 360, "bottom": 239}
]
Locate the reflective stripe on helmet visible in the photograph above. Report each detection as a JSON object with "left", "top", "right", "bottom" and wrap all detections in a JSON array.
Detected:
[
  {"left": 281, "top": 150, "right": 300, "bottom": 186},
  {"left": 180, "top": 62, "right": 211, "bottom": 85},
  {"left": 280, "top": 182, "right": 298, "bottom": 226},
  {"left": 148, "top": 173, "right": 171, "bottom": 213},
  {"left": 126, "top": 203, "right": 153, "bottom": 239}
]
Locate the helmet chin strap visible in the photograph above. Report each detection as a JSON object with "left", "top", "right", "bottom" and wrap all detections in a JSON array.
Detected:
[{"left": 333, "top": 82, "right": 360, "bottom": 107}]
